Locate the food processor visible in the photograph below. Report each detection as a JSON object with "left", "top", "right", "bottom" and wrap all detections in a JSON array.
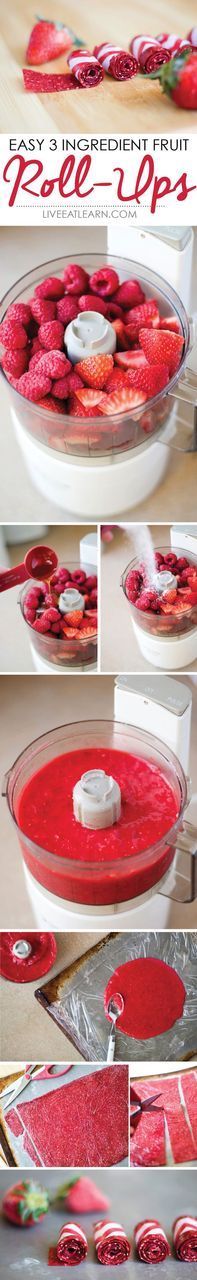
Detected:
[
  {"left": 3, "top": 674, "right": 197, "bottom": 931},
  {"left": 19, "top": 554, "right": 97, "bottom": 674},
  {"left": 121, "top": 529, "right": 197, "bottom": 669},
  {"left": 1, "top": 251, "right": 197, "bottom": 518}
]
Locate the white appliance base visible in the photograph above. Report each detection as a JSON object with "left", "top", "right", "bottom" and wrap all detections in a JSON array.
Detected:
[
  {"left": 23, "top": 862, "right": 171, "bottom": 931},
  {"left": 30, "top": 642, "right": 96, "bottom": 675},
  {"left": 132, "top": 618, "right": 197, "bottom": 669},
  {"left": 13, "top": 409, "right": 168, "bottom": 517}
]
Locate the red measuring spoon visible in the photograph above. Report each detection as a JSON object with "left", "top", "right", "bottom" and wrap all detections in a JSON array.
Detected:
[{"left": 0, "top": 544, "right": 58, "bottom": 593}]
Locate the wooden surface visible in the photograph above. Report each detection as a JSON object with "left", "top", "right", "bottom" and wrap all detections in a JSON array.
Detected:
[{"left": 0, "top": 0, "right": 197, "bottom": 133}]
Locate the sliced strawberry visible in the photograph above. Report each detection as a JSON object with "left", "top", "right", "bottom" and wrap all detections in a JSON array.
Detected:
[
  {"left": 112, "top": 319, "right": 128, "bottom": 350},
  {"left": 163, "top": 588, "right": 177, "bottom": 604},
  {"left": 62, "top": 625, "right": 78, "bottom": 638},
  {"left": 139, "top": 328, "right": 184, "bottom": 376},
  {"left": 99, "top": 387, "right": 146, "bottom": 416},
  {"left": 114, "top": 350, "right": 147, "bottom": 370},
  {"left": 75, "top": 354, "right": 113, "bottom": 389},
  {"left": 105, "top": 368, "right": 128, "bottom": 392},
  {"left": 159, "top": 315, "right": 181, "bottom": 334},
  {"left": 126, "top": 363, "right": 169, "bottom": 398},
  {"left": 68, "top": 394, "right": 102, "bottom": 420},
  {"left": 75, "top": 388, "right": 105, "bottom": 409},
  {"left": 79, "top": 620, "right": 97, "bottom": 636},
  {"left": 64, "top": 610, "right": 84, "bottom": 627}
]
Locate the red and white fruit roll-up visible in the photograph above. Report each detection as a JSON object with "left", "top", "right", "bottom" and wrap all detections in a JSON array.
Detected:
[
  {"left": 93, "top": 43, "right": 138, "bottom": 80},
  {"left": 67, "top": 48, "right": 104, "bottom": 87},
  {"left": 187, "top": 28, "right": 197, "bottom": 48},
  {"left": 129, "top": 35, "right": 170, "bottom": 73},
  {"left": 57, "top": 1222, "right": 88, "bottom": 1266},
  {"left": 134, "top": 1220, "right": 170, "bottom": 1264},
  {"left": 156, "top": 33, "right": 192, "bottom": 55},
  {"left": 94, "top": 1220, "right": 131, "bottom": 1265},
  {"left": 173, "top": 1216, "right": 197, "bottom": 1262}
]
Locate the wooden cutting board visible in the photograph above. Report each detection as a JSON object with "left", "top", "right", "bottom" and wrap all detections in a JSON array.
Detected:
[{"left": 0, "top": 0, "right": 196, "bottom": 133}]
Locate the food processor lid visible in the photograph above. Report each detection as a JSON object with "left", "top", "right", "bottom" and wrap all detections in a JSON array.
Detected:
[{"left": 73, "top": 768, "right": 121, "bottom": 829}]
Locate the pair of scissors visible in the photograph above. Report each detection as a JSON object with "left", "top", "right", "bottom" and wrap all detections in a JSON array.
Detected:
[
  {"left": 2, "top": 1064, "right": 71, "bottom": 1112},
  {"left": 130, "top": 1091, "right": 163, "bottom": 1120}
]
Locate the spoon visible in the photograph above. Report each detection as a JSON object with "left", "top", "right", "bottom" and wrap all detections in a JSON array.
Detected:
[
  {"left": 0, "top": 544, "right": 58, "bottom": 593},
  {"left": 106, "top": 992, "right": 124, "bottom": 1063}
]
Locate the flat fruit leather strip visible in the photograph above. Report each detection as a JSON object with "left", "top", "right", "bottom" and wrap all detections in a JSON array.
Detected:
[
  {"left": 23, "top": 69, "right": 80, "bottom": 93},
  {"left": 181, "top": 1071, "right": 197, "bottom": 1145},
  {"left": 130, "top": 1082, "right": 165, "bottom": 1166},
  {"left": 146, "top": 1076, "right": 197, "bottom": 1163},
  {"left": 15, "top": 1066, "right": 128, "bottom": 1167}
]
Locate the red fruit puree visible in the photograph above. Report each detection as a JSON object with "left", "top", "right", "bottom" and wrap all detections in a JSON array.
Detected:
[
  {"left": 17, "top": 746, "right": 179, "bottom": 906},
  {"left": 104, "top": 956, "right": 185, "bottom": 1039}
]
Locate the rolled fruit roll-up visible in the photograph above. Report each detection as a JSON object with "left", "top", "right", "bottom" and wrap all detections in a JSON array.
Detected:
[
  {"left": 94, "top": 1220, "right": 131, "bottom": 1265},
  {"left": 134, "top": 1219, "right": 170, "bottom": 1263},
  {"left": 56, "top": 1222, "right": 88, "bottom": 1265},
  {"left": 129, "top": 35, "right": 170, "bottom": 73},
  {"left": 173, "top": 1217, "right": 197, "bottom": 1262},
  {"left": 93, "top": 43, "right": 138, "bottom": 80},
  {"left": 156, "top": 33, "right": 192, "bottom": 54},
  {"left": 67, "top": 49, "right": 104, "bottom": 86}
]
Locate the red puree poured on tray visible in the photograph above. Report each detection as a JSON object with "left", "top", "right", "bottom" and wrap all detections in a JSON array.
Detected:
[{"left": 17, "top": 746, "right": 179, "bottom": 905}]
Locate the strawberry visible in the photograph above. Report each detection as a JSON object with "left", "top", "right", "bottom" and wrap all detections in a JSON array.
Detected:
[
  {"left": 79, "top": 621, "right": 97, "bottom": 636},
  {"left": 75, "top": 388, "right": 105, "bottom": 408},
  {"left": 114, "top": 350, "right": 147, "bottom": 370},
  {"left": 64, "top": 610, "right": 84, "bottom": 627},
  {"left": 26, "top": 19, "right": 73, "bottom": 66},
  {"left": 68, "top": 395, "right": 100, "bottom": 420},
  {"left": 65, "top": 1177, "right": 110, "bottom": 1213},
  {"left": 37, "top": 397, "right": 65, "bottom": 414},
  {"left": 159, "top": 315, "right": 181, "bottom": 334},
  {"left": 126, "top": 363, "right": 169, "bottom": 397},
  {"left": 153, "top": 50, "right": 197, "bottom": 109},
  {"left": 124, "top": 300, "right": 160, "bottom": 341},
  {"left": 99, "top": 386, "right": 146, "bottom": 416},
  {"left": 105, "top": 368, "right": 128, "bottom": 392},
  {"left": 75, "top": 354, "right": 113, "bottom": 389},
  {"left": 112, "top": 319, "right": 128, "bottom": 349},
  {"left": 62, "top": 625, "right": 78, "bottom": 638},
  {"left": 139, "top": 328, "right": 184, "bottom": 375}
]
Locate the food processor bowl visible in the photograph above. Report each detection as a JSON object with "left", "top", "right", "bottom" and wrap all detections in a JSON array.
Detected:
[
  {"left": 122, "top": 545, "right": 197, "bottom": 669},
  {"left": 1, "top": 254, "right": 196, "bottom": 517},
  {"left": 19, "top": 562, "right": 97, "bottom": 673},
  {"left": 3, "top": 718, "right": 192, "bottom": 931}
]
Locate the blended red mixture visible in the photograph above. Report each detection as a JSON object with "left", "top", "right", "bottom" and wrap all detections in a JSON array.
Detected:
[{"left": 17, "top": 745, "right": 179, "bottom": 905}]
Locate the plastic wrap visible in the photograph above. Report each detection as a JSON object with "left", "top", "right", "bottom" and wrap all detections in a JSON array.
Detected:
[
  {"left": 36, "top": 931, "right": 197, "bottom": 1063},
  {"left": 130, "top": 1070, "right": 197, "bottom": 1166},
  {"left": 1, "top": 1064, "right": 128, "bottom": 1170}
]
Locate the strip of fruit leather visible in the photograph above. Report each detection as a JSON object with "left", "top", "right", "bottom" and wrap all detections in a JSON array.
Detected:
[
  {"left": 146, "top": 1075, "right": 197, "bottom": 1163},
  {"left": 134, "top": 1220, "right": 170, "bottom": 1263},
  {"left": 94, "top": 1220, "right": 130, "bottom": 1264},
  {"left": 67, "top": 49, "right": 104, "bottom": 87},
  {"left": 129, "top": 36, "right": 170, "bottom": 73},
  {"left": 181, "top": 1071, "right": 197, "bottom": 1144},
  {"left": 23, "top": 69, "right": 79, "bottom": 92},
  {"left": 173, "top": 1216, "right": 197, "bottom": 1261},
  {"left": 130, "top": 1082, "right": 165, "bottom": 1166},
  {"left": 9, "top": 1066, "right": 128, "bottom": 1167},
  {"left": 93, "top": 43, "right": 138, "bottom": 80}
]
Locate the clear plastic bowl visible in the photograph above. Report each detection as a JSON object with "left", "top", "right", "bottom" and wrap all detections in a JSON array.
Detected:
[
  {"left": 122, "top": 546, "right": 197, "bottom": 639},
  {"left": 4, "top": 719, "right": 188, "bottom": 908},
  {"left": 0, "top": 253, "right": 191, "bottom": 460},
  {"left": 19, "top": 562, "right": 97, "bottom": 670}
]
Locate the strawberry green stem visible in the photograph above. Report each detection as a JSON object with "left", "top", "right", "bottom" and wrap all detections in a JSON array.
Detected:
[
  {"left": 50, "top": 1177, "right": 79, "bottom": 1203},
  {"left": 149, "top": 48, "right": 191, "bottom": 94}
]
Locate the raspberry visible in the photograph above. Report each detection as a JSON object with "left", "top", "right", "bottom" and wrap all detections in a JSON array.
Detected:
[
  {"left": 38, "top": 351, "right": 70, "bottom": 379},
  {"left": 113, "top": 280, "right": 145, "bottom": 309},
  {"left": 0, "top": 318, "right": 28, "bottom": 350},
  {"left": 37, "top": 397, "right": 65, "bottom": 414},
  {"left": 155, "top": 552, "right": 164, "bottom": 567},
  {"left": 39, "top": 320, "right": 64, "bottom": 351},
  {"left": 18, "top": 370, "right": 52, "bottom": 402},
  {"left": 29, "top": 352, "right": 46, "bottom": 371},
  {"left": 125, "top": 301, "right": 160, "bottom": 343},
  {"left": 66, "top": 372, "right": 83, "bottom": 395},
  {"left": 75, "top": 354, "right": 113, "bottom": 389},
  {"left": 164, "top": 553, "right": 178, "bottom": 566},
  {"left": 106, "top": 303, "right": 123, "bottom": 322},
  {"left": 63, "top": 264, "right": 89, "bottom": 294},
  {"left": 89, "top": 588, "right": 97, "bottom": 604},
  {"left": 85, "top": 575, "right": 97, "bottom": 590},
  {"left": 2, "top": 348, "right": 29, "bottom": 377},
  {"left": 52, "top": 377, "right": 69, "bottom": 400},
  {"left": 30, "top": 298, "right": 56, "bottom": 324},
  {"left": 57, "top": 296, "right": 79, "bottom": 324},
  {"left": 30, "top": 338, "right": 45, "bottom": 357},
  {"left": 25, "top": 587, "right": 41, "bottom": 607},
  {"left": 35, "top": 276, "right": 64, "bottom": 300},
  {"left": 43, "top": 607, "right": 60, "bottom": 623},
  {"left": 24, "top": 606, "right": 36, "bottom": 624},
  {"left": 78, "top": 295, "right": 107, "bottom": 316},
  {"left": 136, "top": 590, "right": 159, "bottom": 612},
  {"left": 176, "top": 557, "right": 189, "bottom": 571},
  {"left": 51, "top": 621, "right": 61, "bottom": 634},
  {"left": 71, "top": 570, "right": 87, "bottom": 585},
  {"left": 126, "top": 569, "right": 141, "bottom": 600},
  {"left": 6, "top": 302, "right": 32, "bottom": 327},
  {"left": 89, "top": 267, "right": 119, "bottom": 297}
]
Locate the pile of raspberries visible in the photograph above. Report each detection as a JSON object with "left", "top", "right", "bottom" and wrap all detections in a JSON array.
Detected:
[{"left": 0, "top": 263, "right": 184, "bottom": 421}]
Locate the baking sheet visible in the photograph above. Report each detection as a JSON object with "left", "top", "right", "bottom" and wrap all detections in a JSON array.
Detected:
[
  {"left": 0, "top": 1167, "right": 197, "bottom": 1279},
  {"left": 36, "top": 931, "right": 197, "bottom": 1063},
  {"left": 1, "top": 1065, "right": 128, "bottom": 1169}
]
